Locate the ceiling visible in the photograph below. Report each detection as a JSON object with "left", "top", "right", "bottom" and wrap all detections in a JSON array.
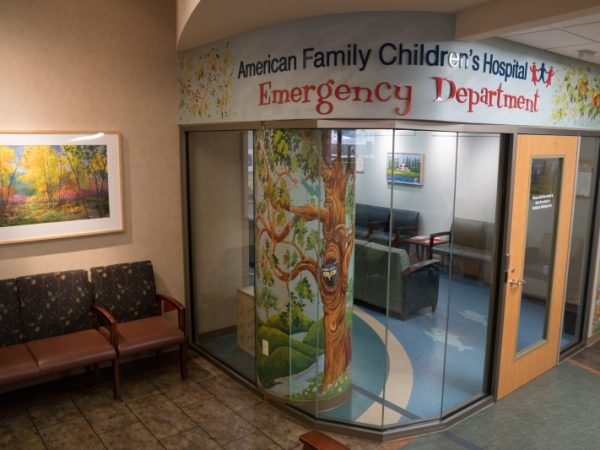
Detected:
[
  {"left": 176, "top": 0, "right": 494, "bottom": 51},
  {"left": 502, "top": 12, "right": 600, "bottom": 64},
  {"left": 177, "top": 0, "right": 600, "bottom": 64}
]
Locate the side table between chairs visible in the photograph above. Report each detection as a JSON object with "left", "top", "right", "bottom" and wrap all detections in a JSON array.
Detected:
[{"left": 399, "top": 233, "right": 448, "bottom": 261}]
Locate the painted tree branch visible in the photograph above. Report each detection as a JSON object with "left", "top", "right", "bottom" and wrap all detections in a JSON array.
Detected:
[
  {"left": 274, "top": 168, "right": 299, "bottom": 187},
  {"left": 276, "top": 257, "right": 319, "bottom": 282},
  {"left": 287, "top": 204, "right": 329, "bottom": 223},
  {"left": 256, "top": 215, "right": 292, "bottom": 243},
  {"left": 282, "top": 239, "right": 307, "bottom": 262}
]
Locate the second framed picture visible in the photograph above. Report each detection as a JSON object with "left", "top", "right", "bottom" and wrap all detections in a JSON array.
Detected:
[{"left": 386, "top": 152, "right": 424, "bottom": 186}]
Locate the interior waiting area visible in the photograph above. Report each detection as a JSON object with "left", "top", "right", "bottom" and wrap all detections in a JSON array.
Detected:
[
  {"left": 191, "top": 128, "right": 598, "bottom": 430},
  {"left": 2, "top": 1, "right": 600, "bottom": 449}
]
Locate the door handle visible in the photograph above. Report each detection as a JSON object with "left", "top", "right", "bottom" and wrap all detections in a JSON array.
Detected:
[{"left": 509, "top": 279, "right": 527, "bottom": 286}]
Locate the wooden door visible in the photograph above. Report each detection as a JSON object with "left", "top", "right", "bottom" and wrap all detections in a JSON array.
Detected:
[{"left": 496, "top": 134, "right": 578, "bottom": 399}]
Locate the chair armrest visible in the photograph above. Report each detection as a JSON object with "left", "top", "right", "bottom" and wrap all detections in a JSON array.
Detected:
[
  {"left": 157, "top": 294, "right": 185, "bottom": 310},
  {"left": 394, "top": 225, "right": 419, "bottom": 236},
  {"left": 91, "top": 305, "right": 118, "bottom": 348},
  {"left": 396, "top": 225, "right": 419, "bottom": 232},
  {"left": 430, "top": 230, "right": 451, "bottom": 242},
  {"left": 157, "top": 294, "right": 186, "bottom": 333},
  {"left": 299, "top": 431, "right": 350, "bottom": 450},
  {"left": 403, "top": 259, "right": 439, "bottom": 276},
  {"left": 367, "top": 220, "right": 387, "bottom": 235},
  {"left": 392, "top": 225, "right": 419, "bottom": 246},
  {"left": 428, "top": 231, "right": 451, "bottom": 257}
]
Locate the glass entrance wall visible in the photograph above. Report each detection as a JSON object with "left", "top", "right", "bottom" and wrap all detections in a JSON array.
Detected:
[
  {"left": 561, "top": 137, "right": 600, "bottom": 351},
  {"left": 188, "top": 130, "right": 256, "bottom": 381},
  {"left": 187, "top": 125, "right": 503, "bottom": 431},
  {"left": 246, "top": 132, "right": 255, "bottom": 287},
  {"left": 442, "top": 133, "right": 501, "bottom": 414},
  {"left": 252, "top": 127, "right": 501, "bottom": 429},
  {"left": 384, "top": 130, "right": 458, "bottom": 425}
]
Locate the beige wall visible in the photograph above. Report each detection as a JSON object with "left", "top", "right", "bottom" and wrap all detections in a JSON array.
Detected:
[
  {"left": 176, "top": 0, "right": 201, "bottom": 48},
  {"left": 0, "top": 0, "right": 185, "bottom": 302}
]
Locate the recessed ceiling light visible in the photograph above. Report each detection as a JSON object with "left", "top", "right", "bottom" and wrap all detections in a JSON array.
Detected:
[{"left": 577, "top": 49, "right": 597, "bottom": 59}]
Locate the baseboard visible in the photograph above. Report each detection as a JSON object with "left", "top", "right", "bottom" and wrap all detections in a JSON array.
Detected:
[{"left": 196, "top": 326, "right": 237, "bottom": 341}]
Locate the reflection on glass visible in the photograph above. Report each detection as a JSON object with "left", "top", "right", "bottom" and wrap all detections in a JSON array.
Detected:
[
  {"left": 247, "top": 132, "right": 255, "bottom": 286},
  {"left": 517, "top": 158, "right": 562, "bottom": 353},
  {"left": 188, "top": 130, "right": 256, "bottom": 382},
  {"left": 320, "top": 129, "right": 388, "bottom": 428},
  {"left": 188, "top": 128, "right": 500, "bottom": 430},
  {"left": 561, "top": 138, "right": 599, "bottom": 351},
  {"left": 441, "top": 133, "right": 500, "bottom": 414},
  {"left": 385, "top": 130, "right": 456, "bottom": 425}
]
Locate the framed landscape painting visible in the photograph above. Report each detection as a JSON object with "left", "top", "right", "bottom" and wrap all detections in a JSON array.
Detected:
[
  {"left": 0, "top": 132, "right": 123, "bottom": 244},
  {"left": 386, "top": 152, "right": 423, "bottom": 186}
]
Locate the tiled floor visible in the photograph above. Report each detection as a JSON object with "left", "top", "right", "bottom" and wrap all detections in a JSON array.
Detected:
[
  {"left": 3, "top": 346, "right": 600, "bottom": 450},
  {"left": 0, "top": 355, "right": 396, "bottom": 450}
]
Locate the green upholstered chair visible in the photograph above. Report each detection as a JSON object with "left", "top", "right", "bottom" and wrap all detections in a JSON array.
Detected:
[{"left": 354, "top": 240, "right": 440, "bottom": 320}]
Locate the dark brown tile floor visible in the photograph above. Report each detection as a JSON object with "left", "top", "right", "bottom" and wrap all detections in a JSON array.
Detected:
[{"left": 0, "top": 355, "right": 403, "bottom": 450}]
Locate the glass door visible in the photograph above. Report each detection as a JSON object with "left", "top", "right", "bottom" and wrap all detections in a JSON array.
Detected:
[{"left": 497, "top": 135, "right": 578, "bottom": 399}]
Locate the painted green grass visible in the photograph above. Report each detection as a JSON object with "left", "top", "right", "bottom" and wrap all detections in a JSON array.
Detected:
[{"left": 290, "top": 369, "right": 352, "bottom": 401}]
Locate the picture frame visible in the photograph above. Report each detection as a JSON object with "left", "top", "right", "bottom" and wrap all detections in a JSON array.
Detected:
[
  {"left": 386, "top": 152, "right": 424, "bottom": 186},
  {"left": 0, "top": 132, "right": 123, "bottom": 244}
]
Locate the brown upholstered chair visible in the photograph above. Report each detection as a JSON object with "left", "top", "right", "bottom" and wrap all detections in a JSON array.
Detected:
[
  {"left": 90, "top": 261, "right": 187, "bottom": 380},
  {"left": 0, "top": 272, "right": 120, "bottom": 398},
  {"left": 0, "top": 278, "right": 40, "bottom": 386}
]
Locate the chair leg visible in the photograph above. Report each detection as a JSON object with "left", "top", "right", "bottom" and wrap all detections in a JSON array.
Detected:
[
  {"left": 112, "top": 358, "right": 121, "bottom": 400},
  {"left": 179, "top": 343, "right": 188, "bottom": 381}
]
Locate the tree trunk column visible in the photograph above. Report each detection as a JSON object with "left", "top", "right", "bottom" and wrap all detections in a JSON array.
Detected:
[{"left": 320, "top": 240, "right": 350, "bottom": 391}]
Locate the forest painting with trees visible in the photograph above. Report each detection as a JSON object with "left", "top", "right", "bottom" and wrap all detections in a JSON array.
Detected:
[
  {"left": 254, "top": 127, "right": 355, "bottom": 410},
  {"left": 0, "top": 145, "right": 109, "bottom": 227}
]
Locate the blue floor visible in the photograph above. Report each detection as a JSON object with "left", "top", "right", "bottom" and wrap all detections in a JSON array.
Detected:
[
  {"left": 320, "top": 315, "right": 388, "bottom": 424},
  {"left": 199, "top": 273, "right": 576, "bottom": 428},
  {"left": 366, "top": 273, "right": 490, "bottom": 422},
  {"left": 200, "top": 315, "right": 389, "bottom": 426},
  {"left": 518, "top": 296, "right": 575, "bottom": 351}
]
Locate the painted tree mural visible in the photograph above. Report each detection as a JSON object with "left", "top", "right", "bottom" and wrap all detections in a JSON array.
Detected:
[
  {"left": 178, "top": 41, "right": 234, "bottom": 120},
  {"left": 255, "top": 127, "right": 355, "bottom": 401},
  {"left": 552, "top": 66, "right": 600, "bottom": 124}
]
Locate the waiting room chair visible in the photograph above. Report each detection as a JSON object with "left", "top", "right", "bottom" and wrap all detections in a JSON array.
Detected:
[{"left": 90, "top": 260, "right": 187, "bottom": 380}]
